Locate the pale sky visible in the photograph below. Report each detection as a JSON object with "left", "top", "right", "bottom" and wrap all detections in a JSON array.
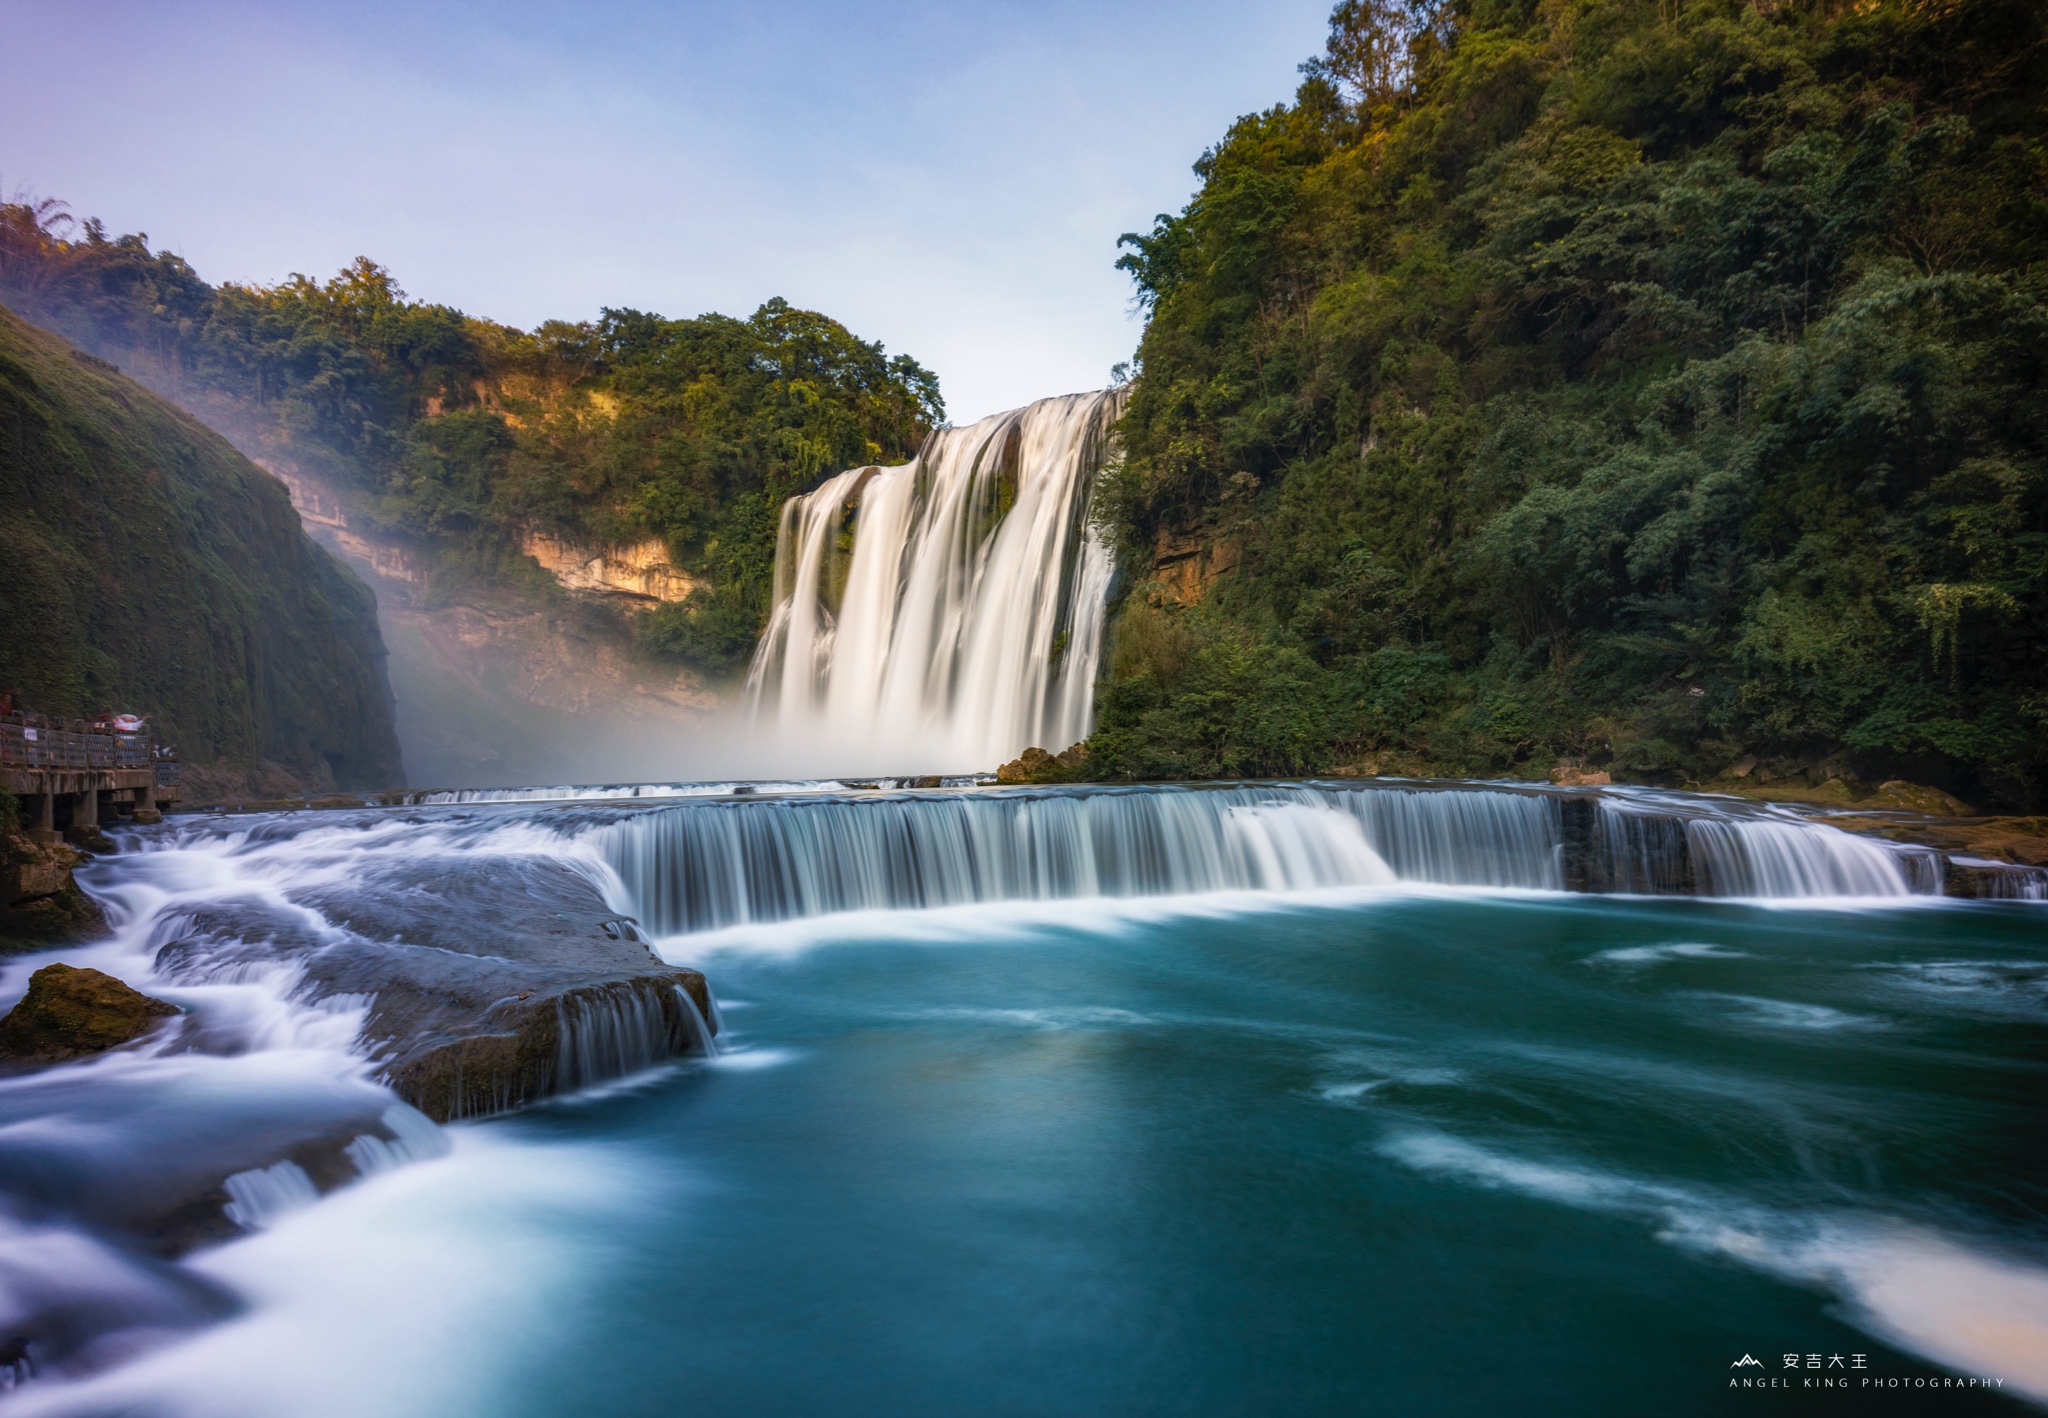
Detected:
[{"left": 1, "top": 0, "right": 1330, "bottom": 421}]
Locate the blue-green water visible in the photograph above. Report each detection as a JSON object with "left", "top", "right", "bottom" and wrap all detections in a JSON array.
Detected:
[
  {"left": 487, "top": 891, "right": 2043, "bottom": 1416},
  {"left": 9, "top": 825, "right": 2044, "bottom": 1417}
]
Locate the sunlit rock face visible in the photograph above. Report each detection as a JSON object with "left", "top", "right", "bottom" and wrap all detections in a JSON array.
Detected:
[
  {"left": 520, "top": 535, "right": 705, "bottom": 607},
  {"left": 255, "top": 458, "right": 719, "bottom": 788},
  {"left": 747, "top": 389, "right": 1124, "bottom": 774}
]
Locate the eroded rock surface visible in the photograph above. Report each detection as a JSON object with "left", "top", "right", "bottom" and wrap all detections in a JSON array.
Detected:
[
  {"left": 154, "top": 829, "right": 716, "bottom": 1121},
  {"left": 1, "top": 833, "right": 105, "bottom": 951}
]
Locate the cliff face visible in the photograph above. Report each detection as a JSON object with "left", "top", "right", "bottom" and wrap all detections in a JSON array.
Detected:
[
  {"left": 251, "top": 453, "right": 716, "bottom": 789},
  {"left": 0, "top": 303, "right": 404, "bottom": 793}
]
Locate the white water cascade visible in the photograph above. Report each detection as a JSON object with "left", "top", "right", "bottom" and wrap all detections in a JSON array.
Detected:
[
  {"left": 590, "top": 783, "right": 1963, "bottom": 936},
  {"left": 745, "top": 389, "right": 1125, "bottom": 773}
]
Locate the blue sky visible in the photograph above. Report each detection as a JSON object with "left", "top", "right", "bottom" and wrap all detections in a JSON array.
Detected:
[{"left": 2, "top": 0, "right": 1330, "bottom": 420}]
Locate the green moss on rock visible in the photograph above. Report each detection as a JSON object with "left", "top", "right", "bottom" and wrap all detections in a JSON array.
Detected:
[{"left": 0, "top": 962, "right": 177, "bottom": 1060}]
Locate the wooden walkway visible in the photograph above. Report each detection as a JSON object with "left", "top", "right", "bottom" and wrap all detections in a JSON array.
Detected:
[{"left": 1, "top": 714, "right": 180, "bottom": 830}]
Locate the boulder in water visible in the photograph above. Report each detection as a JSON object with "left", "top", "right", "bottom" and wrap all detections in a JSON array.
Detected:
[
  {"left": 0, "top": 963, "right": 178, "bottom": 1061},
  {"left": 154, "top": 851, "right": 717, "bottom": 1121},
  {"left": 997, "top": 743, "right": 1089, "bottom": 784}
]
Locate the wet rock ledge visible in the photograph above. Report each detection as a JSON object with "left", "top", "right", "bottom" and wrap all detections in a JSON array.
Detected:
[{"left": 154, "top": 847, "right": 718, "bottom": 1122}]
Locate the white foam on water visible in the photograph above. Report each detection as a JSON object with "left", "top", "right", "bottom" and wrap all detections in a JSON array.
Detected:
[
  {"left": 643, "top": 880, "right": 1440, "bottom": 962},
  {"left": 1773, "top": 1224, "right": 2048, "bottom": 1403},
  {"left": 1311, "top": 1045, "right": 1466, "bottom": 1104},
  {"left": 1314, "top": 1067, "right": 1464, "bottom": 1103},
  {"left": 1380, "top": 1130, "right": 2048, "bottom": 1403},
  {"left": 1874, "top": 960, "right": 2048, "bottom": 1018},
  {"left": 1690, "top": 993, "right": 1886, "bottom": 1032},
  {"left": 1587, "top": 942, "right": 1748, "bottom": 967},
  {"left": 10, "top": 1130, "right": 662, "bottom": 1418},
  {"left": 911, "top": 1005, "right": 1156, "bottom": 1031},
  {"left": 703, "top": 1047, "right": 800, "bottom": 1072}
]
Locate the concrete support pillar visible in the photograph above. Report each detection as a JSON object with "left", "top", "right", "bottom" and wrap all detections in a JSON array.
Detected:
[
  {"left": 73, "top": 787, "right": 97, "bottom": 827},
  {"left": 136, "top": 781, "right": 155, "bottom": 812},
  {"left": 36, "top": 792, "right": 54, "bottom": 832}
]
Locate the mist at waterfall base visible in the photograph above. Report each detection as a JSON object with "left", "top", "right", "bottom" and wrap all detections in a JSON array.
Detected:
[
  {"left": 372, "top": 389, "right": 1124, "bottom": 791},
  {"left": 1, "top": 785, "right": 2044, "bottom": 1415}
]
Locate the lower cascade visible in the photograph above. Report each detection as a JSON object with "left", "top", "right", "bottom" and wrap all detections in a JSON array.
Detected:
[
  {"left": 593, "top": 782, "right": 1941, "bottom": 935},
  {"left": 745, "top": 389, "right": 1125, "bottom": 773},
  {"left": 0, "top": 778, "right": 2031, "bottom": 1406}
]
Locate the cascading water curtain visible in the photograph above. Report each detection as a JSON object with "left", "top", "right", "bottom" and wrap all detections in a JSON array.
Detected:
[
  {"left": 746, "top": 389, "right": 1125, "bottom": 772},
  {"left": 597, "top": 784, "right": 1568, "bottom": 935}
]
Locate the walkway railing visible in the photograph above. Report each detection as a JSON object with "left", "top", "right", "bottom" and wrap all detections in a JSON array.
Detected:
[{"left": 0, "top": 714, "right": 157, "bottom": 772}]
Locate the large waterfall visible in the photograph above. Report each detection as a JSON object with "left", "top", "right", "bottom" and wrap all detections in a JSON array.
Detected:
[{"left": 745, "top": 390, "right": 1124, "bottom": 773}]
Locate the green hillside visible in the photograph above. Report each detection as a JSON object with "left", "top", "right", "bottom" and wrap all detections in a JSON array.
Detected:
[
  {"left": 0, "top": 302, "right": 403, "bottom": 793},
  {"left": 0, "top": 210, "right": 942, "bottom": 682},
  {"left": 1087, "top": 0, "right": 2048, "bottom": 809}
]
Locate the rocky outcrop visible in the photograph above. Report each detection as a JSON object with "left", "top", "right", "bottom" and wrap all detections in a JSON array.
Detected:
[
  {"left": 1151, "top": 529, "right": 1243, "bottom": 607},
  {"left": 1825, "top": 813, "right": 2048, "bottom": 898},
  {"left": 383, "top": 973, "right": 714, "bottom": 1121},
  {"left": 997, "top": 743, "right": 1090, "bottom": 784},
  {"left": 0, "top": 963, "right": 177, "bottom": 1061},
  {"left": 0, "top": 832, "right": 104, "bottom": 950},
  {"left": 1700, "top": 769, "right": 1979, "bottom": 816},
  {"left": 521, "top": 533, "right": 705, "bottom": 606},
  {"left": 154, "top": 844, "right": 717, "bottom": 1121}
]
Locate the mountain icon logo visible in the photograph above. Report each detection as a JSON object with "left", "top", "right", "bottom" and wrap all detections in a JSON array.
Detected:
[{"left": 1731, "top": 1355, "right": 1763, "bottom": 1368}]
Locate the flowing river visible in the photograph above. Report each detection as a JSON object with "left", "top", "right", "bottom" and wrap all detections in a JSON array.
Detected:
[{"left": 1, "top": 780, "right": 2043, "bottom": 1415}]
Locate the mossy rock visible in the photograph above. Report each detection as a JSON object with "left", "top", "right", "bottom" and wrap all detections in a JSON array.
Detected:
[
  {"left": 0, "top": 963, "right": 178, "bottom": 1061},
  {"left": 997, "top": 743, "right": 1090, "bottom": 784}
]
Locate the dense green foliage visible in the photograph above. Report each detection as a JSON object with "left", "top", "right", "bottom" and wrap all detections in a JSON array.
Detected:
[
  {"left": 0, "top": 303, "right": 402, "bottom": 787},
  {"left": 1090, "top": 0, "right": 2048, "bottom": 805},
  {"left": 0, "top": 210, "right": 943, "bottom": 676}
]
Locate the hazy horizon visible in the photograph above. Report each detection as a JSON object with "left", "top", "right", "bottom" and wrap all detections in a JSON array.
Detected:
[{"left": 1, "top": 0, "right": 1330, "bottom": 422}]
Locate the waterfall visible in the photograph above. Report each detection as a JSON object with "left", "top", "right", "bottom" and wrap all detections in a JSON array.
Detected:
[
  {"left": 594, "top": 784, "right": 1562, "bottom": 935},
  {"left": 1685, "top": 820, "right": 1912, "bottom": 898},
  {"left": 222, "top": 1161, "right": 320, "bottom": 1230},
  {"left": 746, "top": 389, "right": 1125, "bottom": 772},
  {"left": 553, "top": 983, "right": 715, "bottom": 1093},
  {"left": 592, "top": 782, "right": 1965, "bottom": 935}
]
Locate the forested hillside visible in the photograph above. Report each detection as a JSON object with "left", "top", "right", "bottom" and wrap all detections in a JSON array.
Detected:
[
  {"left": 0, "top": 303, "right": 402, "bottom": 794},
  {"left": 1091, "top": 0, "right": 2048, "bottom": 808},
  {"left": 0, "top": 210, "right": 942, "bottom": 678}
]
